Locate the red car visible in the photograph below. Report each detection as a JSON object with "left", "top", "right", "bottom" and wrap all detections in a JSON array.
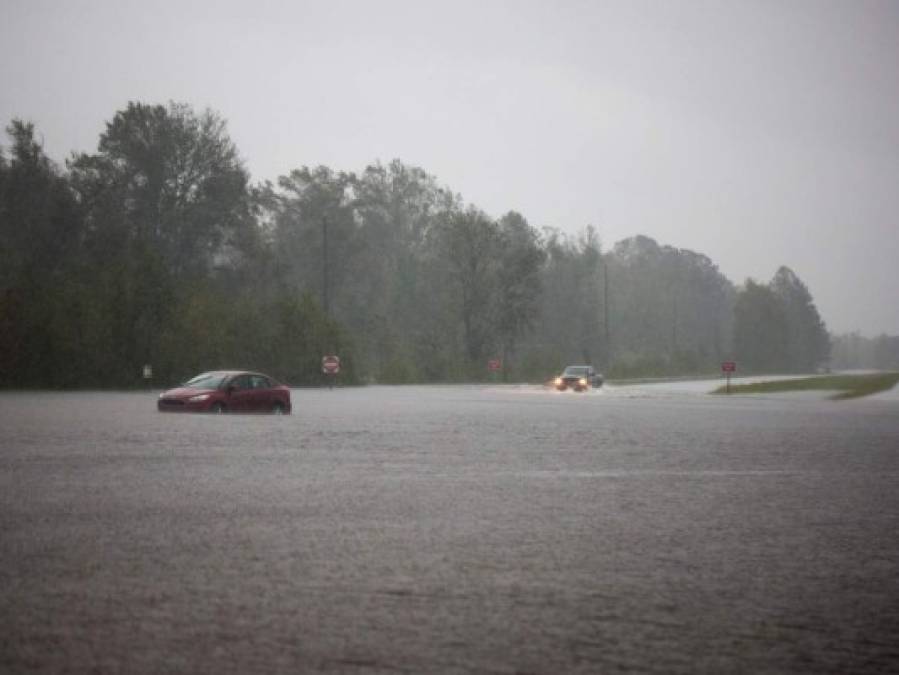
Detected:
[{"left": 157, "top": 371, "right": 292, "bottom": 414}]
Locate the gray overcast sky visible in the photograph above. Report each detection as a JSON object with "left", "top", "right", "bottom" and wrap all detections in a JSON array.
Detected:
[{"left": 2, "top": 0, "right": 897, "bottom": 334}]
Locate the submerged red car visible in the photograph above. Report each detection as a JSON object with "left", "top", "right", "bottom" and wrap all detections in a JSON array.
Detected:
[{"left": 157, "top": 371, "right": 292, "bottom": 414}]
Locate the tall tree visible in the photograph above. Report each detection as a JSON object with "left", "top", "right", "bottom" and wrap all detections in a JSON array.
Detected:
[
  {"left": 350, "top": 160, "right": 459, "bottom": 380},
  {"left": 495, "top": 211, "right": 545, "bottom": 370},
  {"left": 0, "top": 121, "right": 83, "bottom": 386},
  {"left": 733, "top": 280, "right": 789, "bottom": 372},
  {"left": 769, "top": 266, "right": 829, "bottom": 371},
  {"left": 435, "top": 207, "right": 500, "bottom": 364},
  {"left": 0, "top": 120, "right": 82, "bottom": 288},
  {"left": 272, "top": 165, "right": 357, "bottom": 313},
  {"left": 66, "top": 102, "right": 257, "bottom": 383},
  {"left": 595, "top": 235, "right": 734, "bottom": 376},
  {"left": 70, "top": 101, "right": 256, "bottom": 279}
]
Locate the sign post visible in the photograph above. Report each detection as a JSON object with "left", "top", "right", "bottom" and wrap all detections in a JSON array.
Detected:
[
  {"left": 487, "top": 359, "right": 502, "bottom": 380},
  {"left": 142, "top": 364, "right": 153, "bottom": 389},
  {"left": 322, "top": 355, "right": 340, "bottom": 389},
  {"left": 721, "top": 361, "right": 736, "bottom": 393}
]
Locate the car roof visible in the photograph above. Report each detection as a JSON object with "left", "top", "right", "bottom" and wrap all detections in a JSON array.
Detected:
[{"left": 196, "top": 370, "right": 269, "bottom": 378}]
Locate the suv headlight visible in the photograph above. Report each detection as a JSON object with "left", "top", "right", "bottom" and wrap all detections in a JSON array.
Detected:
[{"left": 579, "top": 378, "right": 587, "bottom": 386}]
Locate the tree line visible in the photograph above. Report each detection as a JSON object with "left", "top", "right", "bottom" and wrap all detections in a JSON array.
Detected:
[
  {"left": 830, "top": 333, "right": 899, "bottom": 371},
  {"left": 1, "top": 101, "right": 835, "bottom": 388}
]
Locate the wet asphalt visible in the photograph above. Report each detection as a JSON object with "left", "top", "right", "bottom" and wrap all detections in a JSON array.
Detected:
[{"left": 1, "top": 384, "right": 898, "bottom": 673}]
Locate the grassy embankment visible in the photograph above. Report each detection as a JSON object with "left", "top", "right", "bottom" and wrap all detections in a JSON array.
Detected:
[{"left": 713, "top": 372, "right": 899, "bottom": 400}]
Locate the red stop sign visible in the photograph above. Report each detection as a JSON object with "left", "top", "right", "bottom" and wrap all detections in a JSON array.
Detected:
[
  {"left": 721, "top": 361, "right": 736, "bottom": 373},
  {"left": 322, "top": 355, "right": 340, "bottom": 374},
  {"left": 488, "top": 359, "right": 501, "bottom": 372}
]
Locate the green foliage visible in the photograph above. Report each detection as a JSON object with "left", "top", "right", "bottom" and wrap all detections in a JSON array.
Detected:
[
  {"left": 0, "top": 107, "right": 351, "bottom": 388},
  {"left": 0, "top": 103, "right": 838, "bottom": 388},
  {"left": 732, "top": 269, "right": 830, "bottom": 374},
  {"left": 69, "top": 101, "right": 257, "bottom": 279},
  {"left": 713, "top": 373, "right": 899, "bottom": 399},
  {"left": 511, "top": 348, "right": 567, "bottom": 383},
  {"left": 602, "top": 236, "right": 734, "bottom": 367},
  {"left": 495, "top": 212, "right": 547, "bottom": 358},
  {"left": 518, "top": 227, "right": 605, "bottom": 369},
  {"left": 607, "top": 350, "right": 714, "bottom": 379},
  {"left": 378, "top": 356, "right": 421, "bottom": 384},
  {"left": 733, "top": 280, "right": 789, "bottom": 372},
  {"left": 769, "top": 266, "right": 830, "bottom": 371},
  {"left": 438, "top": 207, "right": 501, "bottom": 362}
]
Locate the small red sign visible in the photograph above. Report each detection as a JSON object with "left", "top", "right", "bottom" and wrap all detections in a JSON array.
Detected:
[
  {"left": 487, "top": 359, "right": 502, "bottom": 372},
  {"left": 322, "top": 355, "right": 341, "bottom": 374},
  {"left": 721, "top": 361, "right": 736, "bottom": 373}
]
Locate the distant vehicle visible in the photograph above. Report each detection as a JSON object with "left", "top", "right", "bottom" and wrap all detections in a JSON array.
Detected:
[
  {"left": 554, "top": 365, "right": 603, "bottom": 392},
  {"left": 157, "top": 371, "right": 291, "bottom": 414}
]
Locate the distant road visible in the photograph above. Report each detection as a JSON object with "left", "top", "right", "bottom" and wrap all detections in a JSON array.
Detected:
[{"left": 2, "top": 386, "right": 898, "bottom": 673}]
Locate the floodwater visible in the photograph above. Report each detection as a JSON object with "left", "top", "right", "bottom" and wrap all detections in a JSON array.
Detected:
[{"left": 1, "top": 383, "right": 898, "bottom": 673}]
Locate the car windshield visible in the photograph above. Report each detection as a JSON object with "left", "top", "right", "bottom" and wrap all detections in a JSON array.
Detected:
[
  {"left": 563, "top": 367, "right": 589, "bottom": 376},
  {"left": 183, "top": 372, "right": 229, "bottom": 389}
]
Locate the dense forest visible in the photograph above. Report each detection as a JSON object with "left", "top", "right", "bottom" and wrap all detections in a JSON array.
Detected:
[{"left": 1, "top": 102, "right": 837, "bottom": 388}]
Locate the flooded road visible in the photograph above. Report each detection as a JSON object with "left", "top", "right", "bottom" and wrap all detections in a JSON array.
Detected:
[{"left": 2, "top": 384, "right": 898, "bottom": 673}]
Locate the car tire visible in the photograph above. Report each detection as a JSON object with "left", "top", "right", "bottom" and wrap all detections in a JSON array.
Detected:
[
  {"left": 210, "top": 402, "right": 226, "bottom": 414},
  {"left": 272, "top": 402, "right": 286, "bottom": 415}
]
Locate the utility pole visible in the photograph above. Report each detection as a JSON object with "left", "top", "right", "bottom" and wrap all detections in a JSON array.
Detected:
[
  {"left": 670, "top": 261, "right": 681, "bottom": 357},
  {"left": 603, "top": 260, "right": 611, "bottom": 364},
  {"left": 322, "top": 216, "right": 329, "bottom": 316},
  {"left": 671, "top": 293, "right": 678, "bottom": 354}
]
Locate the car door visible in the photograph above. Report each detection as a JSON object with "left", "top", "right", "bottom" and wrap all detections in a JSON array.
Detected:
[
  {"left": 248, "top": 374, "right": 272, "bottom": 412},
  {"left": 227, "top": 374, "right": 254, "bottom": 412}
]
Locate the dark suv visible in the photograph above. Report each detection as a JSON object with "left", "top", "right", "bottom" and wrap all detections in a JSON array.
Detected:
[{"left": 553, "top": 365, "right": 603, "bottom": 392}]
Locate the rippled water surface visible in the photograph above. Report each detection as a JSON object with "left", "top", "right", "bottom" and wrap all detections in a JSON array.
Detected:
[{"left": 2, "top": 385, "right": 898, "bottom": 673}]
